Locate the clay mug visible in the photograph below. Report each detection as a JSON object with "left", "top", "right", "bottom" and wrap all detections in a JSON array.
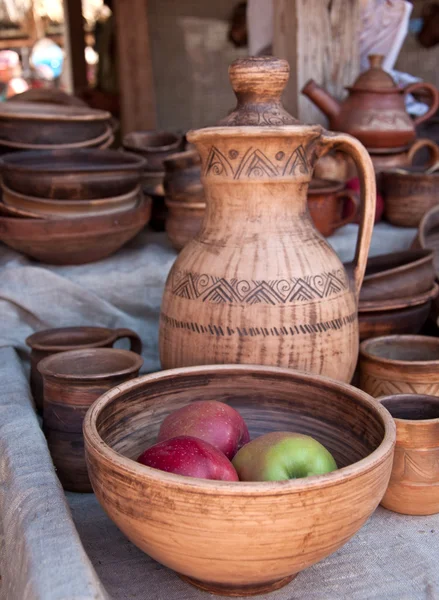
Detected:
[
  {"left": 369, "top": 138, "right": 439, "bottom": 175},
  {"left": 307, "top": 179, "right": 359, "bottom": 237},
  {"left": 378, "top": 394, "right": 439, "bottom": 515},
  {"left": 38, "top": 348, "right": 143, "bottom": 492},
  {"left": 26, "top": 326, "right": 142, "bottom": 412}
]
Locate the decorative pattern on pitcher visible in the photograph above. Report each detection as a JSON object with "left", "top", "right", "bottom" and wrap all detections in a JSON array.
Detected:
[
  {"left": 170, "top": 268, "right": 349, "bottom": 305},
  {"left": 204, "top": 145, "right": 309, "bottom": 179}
]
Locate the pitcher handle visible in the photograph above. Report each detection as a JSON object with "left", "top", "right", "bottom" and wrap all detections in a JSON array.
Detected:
[
  {"left": 319, "top": 132, "right": 376, "bottom": 298},
  {"left": 404, "top": 82, "right": 439, "bottom": 127},
  {"left": 113, "top": 328, "right": 143, "bottom": 354}
]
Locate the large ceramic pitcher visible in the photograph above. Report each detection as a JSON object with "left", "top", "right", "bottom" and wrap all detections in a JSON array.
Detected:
[{"left": 159, "top": 57, "right": 376, "bottom": 382}]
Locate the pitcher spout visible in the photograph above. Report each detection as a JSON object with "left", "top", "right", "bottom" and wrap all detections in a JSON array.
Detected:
[{"left": 302, "top": 79, "right": 341, "bottom": 122}]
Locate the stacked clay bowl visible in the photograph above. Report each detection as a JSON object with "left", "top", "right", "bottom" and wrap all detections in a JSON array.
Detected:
[
  {"left": 164, "top": 149, "right": 205, "bottom": 251},
  {"left": 0, "top": 149, "right": 151, "bottom": 265},
  {"left": 84, "top": 364, "right": 395, "bottom": 596},
  {"left": 0, "top": 101, "right": 114, "bottom": 152}
]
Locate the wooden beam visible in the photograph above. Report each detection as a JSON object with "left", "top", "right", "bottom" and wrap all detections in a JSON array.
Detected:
[
  {"left": 273, "top": 0, "right": 361, "bottom": 125},
  {"left": 113, "top": 0, "right": 157, "bottom": 134},
  {"left": 63, "top": 0, "right": 87, "bottom": 93}
]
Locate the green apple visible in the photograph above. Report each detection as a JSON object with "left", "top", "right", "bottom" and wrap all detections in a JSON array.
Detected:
[{"left": 232, "top": 431, "right": 337, "bottom": 481}]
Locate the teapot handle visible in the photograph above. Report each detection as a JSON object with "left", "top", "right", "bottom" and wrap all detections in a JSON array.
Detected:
[
  {"left": 319, "top": 132, "right": 376, "bottom": 298},
  {"left": 404, "top": 82, "right": 439, "bottom": 127}
]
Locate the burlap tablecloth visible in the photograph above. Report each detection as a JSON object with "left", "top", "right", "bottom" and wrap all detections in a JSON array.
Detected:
[{"left": 3, "top": 223, "right": 437, "bottom": 600}]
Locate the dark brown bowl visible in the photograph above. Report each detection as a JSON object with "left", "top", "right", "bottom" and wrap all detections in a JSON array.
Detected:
[
  {"left": 123, "top": 130, "right": 184, "bottom": 171},
  {"left": 0, "top": 149, "right": 147, "bottom": 200},
  {"left": 0, "top": 101, "right": 111, "bottom": 145},
  {"left": 415, "top": 204, "right": 439, "bottom": 278},
  {"left": 359, "top": 283, "right": 438, "bottom": 313},
  {"left": 359, "top": 301, "right": 432, "bottom": 341},
  {"left": 0, "top": 197, "right": 151, "bottom": 265}
]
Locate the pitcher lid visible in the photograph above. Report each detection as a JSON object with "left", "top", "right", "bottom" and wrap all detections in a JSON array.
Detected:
[
  {"left": 350, "top": 54, "right": 398, "bottom": 92},
  {"left": 216, "top": 56, "right": 301, "bottom": 127}
]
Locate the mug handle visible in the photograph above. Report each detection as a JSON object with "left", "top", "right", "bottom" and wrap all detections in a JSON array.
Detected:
[
  {"left": 404, "top": 82, "right": 439, "bottom": 127},
  {"left": 407, "top": 138, "right": 439, "bottom": 169},
  {"left": 112, "top": 328, "right": 142, "bottom": 354},
  {"left": 318, "top": 132, "right": 376, "bottom": 298},
  {"left": 332, "top": 190, "right": 360, "bottom": 230}
]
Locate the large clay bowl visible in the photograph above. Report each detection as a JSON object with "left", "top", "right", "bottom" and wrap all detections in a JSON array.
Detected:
[
  {"left": 0, "top": 124, "right": 113, "bottom": 151},
  {"left": 358, "top": 283, "right": 438, "bottom": 313},
  {"left": 359, "top": 301, "right": 432, "bottom": 341},
  {"left": 0, "top": 197, "right": 151, "bottom": 265},
  {"left": 2, "top": 184, "right": 141, "bottom": 219},
  {"left": 123, "top": 130, "right": 184, "bottom": 171},
  {"left": 360, "top": 335, "right": 439, "bottom": 398},
  {"left": 0, "top": 149, "right": 146, "bottom": 200},
  {"left": 0, "top": 101, "right": 111, "bottom": 145},
  {"left": 378, "top": 394, "right": 439, "bottom": 516},
  {"left": 358, "top": 249, "right": 435, "bottom": 303},
  {"left": 84, "top": 364, "right": 395, "bottom": 596}
]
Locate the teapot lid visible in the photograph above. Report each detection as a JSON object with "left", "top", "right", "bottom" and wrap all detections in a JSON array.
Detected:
[
  {"left": 217, "top": 56, "right": 301, "bottom": 127},
  {"left": 350, "top": 54, "right": 398, "bottom": 92}
]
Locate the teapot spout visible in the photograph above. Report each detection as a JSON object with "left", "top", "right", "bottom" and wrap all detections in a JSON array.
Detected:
[{"left": 302, "top": 79, "right": 341, "bottom": 121}]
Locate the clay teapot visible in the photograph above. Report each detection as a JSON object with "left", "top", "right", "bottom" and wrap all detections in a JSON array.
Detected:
[
  {"left": 159, "top": 57, "right": 376, "bottom": 382},
  {"left": 302, "top": 55, "right": 439, "bottom": 151}
]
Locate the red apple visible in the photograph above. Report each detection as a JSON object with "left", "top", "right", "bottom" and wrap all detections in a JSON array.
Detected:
[
  {"left": 137, "top": 436, "right": 239, "bottom": 481},
  {"left": 157, "top": 400, "right": 250, "bottom": 459}
]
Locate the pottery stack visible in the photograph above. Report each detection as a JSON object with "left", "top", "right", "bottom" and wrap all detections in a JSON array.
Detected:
[
  {"left": 0, "top": 149, "right": 151, "bottom": 264},
  {"left": 163, "top": 149, "right": 206, "bottom": 250}
]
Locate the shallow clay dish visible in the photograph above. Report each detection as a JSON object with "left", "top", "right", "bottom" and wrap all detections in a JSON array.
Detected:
[
  {"left": 0, "top": 124, "right": 113, "bottom": 151},
  {"left": 358, "top": 283, "right": 438, "bottom": 312},
  {"left": 360, "top": 334, "right": 439, "bottom": 397},
  {"left": 0, "top": 101, "right": 111, "bottom": 145},
  {"left": 378, "top": 394, "right": 439, "bottom": 516},
  {"left": 0, "top": 196, "right": 151, "bottom": 265},
  {"left": 359, "top": 301, "right": 432, "bottom": 341},
  {"left": 358, "top": 249, "right": 435, "bottom": 303},
  {"left": 2, "top": 184, "right": 141, "bottom": 219},
  {"left": 84, "top": 364, "right": 395, "bottom": 596},
  {"left": 0, "top": 149, "right": 146, "bottom": 200}
]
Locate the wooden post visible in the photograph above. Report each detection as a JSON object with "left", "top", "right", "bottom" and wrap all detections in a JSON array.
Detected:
[
  {"left": 113, "top": 0, "right": 157, "bottom": 134},
  {"left": 63, "top": 0, "right": 87, "bottom": 93},
  {"left": 273, "top": 0, "right": 361, "bottom": 125}
]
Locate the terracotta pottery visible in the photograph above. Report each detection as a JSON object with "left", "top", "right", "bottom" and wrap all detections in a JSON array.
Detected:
[
  {"left": 0, "top": 101, "right": 111, "bottom": 146},
  {"left": 83, "top": 364, "right": 395, "bottom": 596},
  {"left": 360, "top": 334, "right": 439, "bottom": 397},
  {"left": 413, "top": 204, "right": 439, "bottom": 277},
  {"left": 0, "top": 149, "right": 146, "bottom": 200},
  {"left": 369, "top": 138, "right": 439, "bottom": 174},
  {"left": 122, "top": 130, "right": 184, "bottom": 172},
  {"left": 159, "top": 57, "right": 376, "bottom": 382},
  {"left": 359, "top": 302, "right": 432, "bottom": 341},
  {"left": 307, "top": 179, "right": 359, "bottom": 237},
  {"left": 8, "top": 88, "right": 88, "bottom": 107},
  {"left": 165, "top": 200, "right": 206, "bottom": 251},
  {"left": 382, "top": 167, "right": 439, "bottom": 228},
  {"left": 163, "top": 150, "right": 204, "bottom": 203},
  {"left": 357, "top": 249, "right": 435, "bottom": 303},
  {"left": 0, "top": 196, "right": 151, "bottom": 266},
  {"left": 302, "top": 55, "right": 439, "bottom": 150},
  {"left": 358, "top": 283, "right": 438, "bottom": 313},
  {"left": 0, "top": 124, "right": 114, "bottom": 151},
  {"left": 0, "top": 200, "right": 43, "bottom": 219},
  {"left": 38, "top": 348, "right": 143, "bottom": 492},
  {"left": 378, "top": 394, "right": 439, "bottom": 515},
  {"left": 27, "top": 325, "right": 142, "bottom": 412}
]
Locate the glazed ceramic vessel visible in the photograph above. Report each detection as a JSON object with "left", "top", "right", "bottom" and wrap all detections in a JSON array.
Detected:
[
  {"left": 302, "top": 55, "right": 439, "bottom": 150},
  {"left": 378, "top": 394, "right": 439, "bottom": 515},
  {"left": 159, "top": 57, "right": 376, "bottom": 382},
  {"left": 83, "top": 364, "right": 395, "bottom": 596}
]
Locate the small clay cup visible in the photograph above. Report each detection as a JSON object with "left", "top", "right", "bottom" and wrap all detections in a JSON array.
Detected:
[
  {"left": 378, "top": 394, "right": 439, "bottom": 515},
  {"left": 122, "top": 130, "right": 184, "bottom": 172},
  {"left": 307, "top": 179, "right": 359, "bottom": 237},
  {"left": 26, "top": 326, "right": 142, "bottom": 412},
  {"left": 165, "top": 200, "right": 206, "bottom": 251},
  {"left": 38, "top": 348, "right": 143, "bottom": 492}
]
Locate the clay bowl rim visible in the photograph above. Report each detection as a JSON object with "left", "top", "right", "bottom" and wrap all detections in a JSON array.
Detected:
[
  {"left": 0, "top": 101, "right": 111, "bottom": 122},
  {"left": 419, "top": 204, "right": 439, "bottom": 249},
  {"left": 307, "top": 178, "right": 345, "bottom": 194},
  {"left": 163, "top": 149, "right": 201, "bottom": 171},
  {"left": 361, "top": 249, "right": 434, "bottom": 285},
  {"left": 360, "top": 334, "right": 439, "bottom": 368},
  {"left": 0, "top": 125, "right": 113, "bottom": 151},
  {"left": 37, "top": 348, "right": 144, "bottom": 381},
  {"left": 358, "top": 282, "right": 438, "bottom": 312},
  {"left": 165, "top": 199, "right": 206, "bottom": 210},
  {"left": 0, "top": 148, "right": 147, "bottom": 174},
  {"left": 123, "top": 130, "right": 183, "bottom": 153},
  {"left": 83, "top": 363, "right": 396, "bottom": 496},
  {"left": 0, "top": 200, "right": 43, "bottom": 219},
  {"left": 378, "top": 394, "right": 439, "bottom": 425},
  {"left": 366, "top": 144, "right": 411, "bottom": 155},
  {"left": 26, "top": 326, "right": 124, "bottom": 353}
]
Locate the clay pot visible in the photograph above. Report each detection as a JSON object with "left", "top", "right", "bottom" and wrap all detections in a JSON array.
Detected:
[
  {"left": 159, "top": 57, "right": 376, "bottom": 383},
  {"left": 0, "top": 149, "right": 146, "bottom": 200},
  {"left": 302, "top": 55, "right": 439, "bottom": 150},
  {"left": 122, "top": 130, "right": 184, "bottom": 172},
  {"left": 307, "top": 179, "right": 359, "bottom": 237},
  {"left": 359, "top": 302, "right": 432, "bottom": 341},
  {"left": 26, "top": 326, "right": 143, "bottom": 412},
  {"left": 360, "top": 335, "right": 439, "bottom": 397},
  {"left": 83, "top": 364, "right": 395, "bottom": 595},
  {"left": 165, "top": 200, "right": 206, "bottom": 251},
  {"left": 378, "top": 394, "right": 439, "bottom": 515},
  {"left": 164, "top": 150, "right": 204, "bottom": 203},
  {"left": 413, "top": 204, "right": 439, "bottom": 277},
  {"left": 369, "top": 138, "right": 439, "bottom": 174},
  {"left": 0, "top": 196, "right": 151, "bottom": 266},
  {"left": 38, "top": 348, "right": 143, "bottom": 492},
  {"left": 382, "top": 167, "right": 439, "bottom": 228}
]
